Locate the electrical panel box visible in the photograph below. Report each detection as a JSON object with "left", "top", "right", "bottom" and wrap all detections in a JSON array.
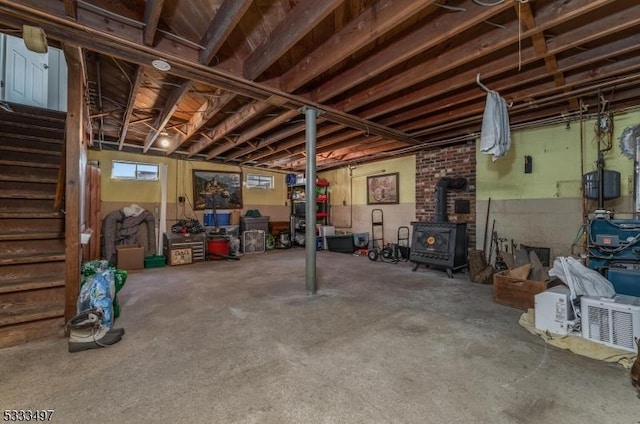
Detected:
[{"left": 534, "top": 285, "right": 576, "bottom": 335}]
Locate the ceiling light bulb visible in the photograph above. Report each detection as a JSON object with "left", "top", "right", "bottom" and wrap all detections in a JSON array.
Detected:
[{"left": 160, "top": 137, "right": 170, "bottom": 148}]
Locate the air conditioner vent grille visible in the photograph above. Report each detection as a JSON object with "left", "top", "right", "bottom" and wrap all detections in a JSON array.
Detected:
[{"left": 581, "top": 296, "right": 640, "bottom": 353}]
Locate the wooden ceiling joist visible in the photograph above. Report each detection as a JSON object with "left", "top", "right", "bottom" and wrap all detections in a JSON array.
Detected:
[
  {"left": 118, "top": 65, "right": 145, "bottom": 150},
  {"left": 143, "top": 80, "right": 193, "bottom": 152},
  {"left": 142, "top": 0, "right": 165, "bottom": 47},
  {"left": 166, "top": 90, "right": 237, "bottom": 155},
  {"left": 243, "top": 0, "right": 343, "bottom": 81},
  {"left": 280, "top": 0, "right": 439, "bottom": 93},
  {"left": 199, "top": 0, "right": 253, "bottom": 66},
  {"left": 188, "top": 100, "right": 274, "bottom": 157},
  {"left": 310, "top": 0, "right": 512, "bottom": 103},
  {"left": 63, "top": 0, "right": 76, "bottom": 20}
]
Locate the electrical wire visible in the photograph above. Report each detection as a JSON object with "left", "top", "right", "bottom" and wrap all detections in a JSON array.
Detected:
[{"left": 472, "top": 0, "right": 505, "bottom": 6}]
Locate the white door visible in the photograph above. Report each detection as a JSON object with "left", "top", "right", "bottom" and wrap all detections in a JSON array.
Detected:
[{"left": 5, "top": 34, "right": 48, "bottom": 108}]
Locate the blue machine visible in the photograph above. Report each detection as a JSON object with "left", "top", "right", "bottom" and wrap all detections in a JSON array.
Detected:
[{"left": 588, "top": 216, "right": 640, "bottom": 296}]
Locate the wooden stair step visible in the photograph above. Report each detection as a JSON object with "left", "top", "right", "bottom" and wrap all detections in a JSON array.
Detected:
[
  {"left": 0, "top": 277, "right": 65, "bottom": 294},
  {"left": 0, "top": 261, "right": 66, "bottom": 284},
  {"left": 0, "top": 303, "right": 65, "bottom": 327},
  {"left": 0, "top": 189, "right": 55, "bottom": 200},
  {"left": 0, "top": 253, "right": 65, "bottom": 266},
  {"left": 0, "top": 173, "right": 58, "bottom": 184},
  {"left": 0, "top": 316, "right": 65, "bottom": 348},
  {"left": 0, "top": 132, "right": 64, "bottom": 145},
  {"left": 0, "top": 201, "right": 58, "bottom": 214},
  {"left": 0, "top": 119, "right": 65, "bottom": 135},
  {"left": 0, "top": 217, "right": 64, "bottom": 234},
  {"left": 0, "top": 145, "right": 62, "bottom": 157},
  {"left": 0, "top": 159, "right": 59, "bottom": 169},
  {"left": 0, "top": 211, "right": 63, "bottom": 219},
  {"left": 0, "top": 105, "right": 66, "bottom": 122},
  {"left": 0, "top": 232, "right": 64, "bottom": 241},
  {"left": 0, "top": 114, "right": 65, "bottom": 129}
]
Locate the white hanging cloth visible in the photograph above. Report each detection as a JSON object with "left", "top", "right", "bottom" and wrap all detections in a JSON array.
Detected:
[{"left": 480, "top": 91, "right": 511, "bottom": 162}]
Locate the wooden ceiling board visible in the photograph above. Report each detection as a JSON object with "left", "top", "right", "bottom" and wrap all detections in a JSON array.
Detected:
[
  {"left": 81, "top": 0, "right": 146, "bottom": 21},
  {"left": 2, "top": 0, "right": 638, "bottom": 168},
  {"left": 160, "top": 0, "right": 221, "bottom": 43}
]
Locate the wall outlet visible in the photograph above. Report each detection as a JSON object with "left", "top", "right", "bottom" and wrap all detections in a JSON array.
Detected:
[{"left": 178, "top": 196, "right": 185, "bottom": 204}]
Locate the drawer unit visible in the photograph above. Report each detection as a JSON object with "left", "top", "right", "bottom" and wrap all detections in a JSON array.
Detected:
[{"left": 163, "top": 232, "right": 206, "bottom": 263}]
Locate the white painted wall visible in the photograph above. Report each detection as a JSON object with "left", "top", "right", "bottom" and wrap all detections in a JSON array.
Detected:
[{"left": 0, "top": 34, "right": 5, "bottom": 101}]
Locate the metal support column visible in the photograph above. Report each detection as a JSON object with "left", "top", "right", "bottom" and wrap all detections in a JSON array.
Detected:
[{"left": 304, "top": 106, "right": 318, "bottom": 294}]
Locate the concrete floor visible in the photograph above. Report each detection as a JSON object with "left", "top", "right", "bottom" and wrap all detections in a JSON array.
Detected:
[{"left": 1, "top": 249, "right": 638, "bottom": 423}]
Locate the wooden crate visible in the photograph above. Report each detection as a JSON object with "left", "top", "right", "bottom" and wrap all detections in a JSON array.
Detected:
[{"left": 493, "top": 271, "right": 561, "bottom": 310}]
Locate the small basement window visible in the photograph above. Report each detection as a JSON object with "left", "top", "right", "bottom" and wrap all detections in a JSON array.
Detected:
[
  {"left": 246, "top": 174, "right": 274, "bottom": 190},
  {"left": 111, "top": 161, "right": 159, "bottom": 181}
]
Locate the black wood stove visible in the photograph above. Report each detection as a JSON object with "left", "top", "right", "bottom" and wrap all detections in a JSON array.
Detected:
[
  {"left": 409, "top": 222, "right": 467, "bottom": 278},
  {"left": 410, "top": 177, "right": 468, "bottom": 278}
]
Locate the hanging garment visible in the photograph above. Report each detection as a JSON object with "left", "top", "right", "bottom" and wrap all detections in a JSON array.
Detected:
[{"left": 480, "top": 91, "right": 511, "bottom": 161}]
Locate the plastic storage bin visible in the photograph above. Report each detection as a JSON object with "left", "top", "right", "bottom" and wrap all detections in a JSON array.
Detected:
[
  {"left": 326, "top": 235, "right": 356, "bottom": 253},
  {"left": 144, "top": 255, "right": 166, "bottom": 268}
]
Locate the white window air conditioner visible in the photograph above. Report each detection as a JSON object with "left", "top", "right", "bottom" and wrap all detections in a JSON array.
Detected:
[{"left": 581, "top": 295, "right": 640, "bottom": 353}]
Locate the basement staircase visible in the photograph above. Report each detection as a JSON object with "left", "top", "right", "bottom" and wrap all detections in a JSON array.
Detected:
[{"left": 0, "top": 104, "right": 67, "bottom": 348}]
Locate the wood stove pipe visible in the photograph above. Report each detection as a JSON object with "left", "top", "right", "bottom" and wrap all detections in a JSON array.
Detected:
[{"left": 434, "top": 177, "right": 467, "bottom": 222}]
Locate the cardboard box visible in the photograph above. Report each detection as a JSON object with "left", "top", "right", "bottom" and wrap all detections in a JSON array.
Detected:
[
  {"left": 116, "top": 244, "right": 144, "bottom": 271},
  {"left": 493, "top": 270, "right": 561, "bottom": 310},
  {"left": 168, "top": 247, "right": 193, "bottom": 266}
]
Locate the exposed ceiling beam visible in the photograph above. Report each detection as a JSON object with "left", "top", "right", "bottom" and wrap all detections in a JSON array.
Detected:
[
  {"left": 142, "top": 0, "right": 165, "bottom": 46},
  {"left": 223, "top": 0, "right": 440, "bottom": 161},
  {"left": 361, "top": 6, "right": 640, "bottom": 121},
  {"left": 189, "top": 100, "right": 275, "bottom": 157},
  {"left": 241, "top": 123, "right": 344, "bottom": 164},
  {"left": 165, "top": 90, "right": 236, "bottom": 155},
  {"left": 381, "top": 34, "right": 640, "bottom": 130},
  {"left": 196, "top": 95, "right": 289, "bottom": 158},
  {"left": 516, "top": 1, "right": 578, "bottom": 109},
  {"left": 143, "top": 80, "right": 192, "bottom": 152},
  {"left": 309, "top": 0, "right": 512, "bottom": 103},
  {"left": 240, "top": 0, "right": 620, "bottom": 163},
  {"left": 257, "top": 55, "right": 640, "bottom": 165},
  {"left": 199, "top": 0, "right": 253, "bottom": 66},
  {"left": 260, "top": 129, "right": 368, "bottom": 167},
  {"left": 63, "top": 0, "right": 76, "bottom": 20},
  {"left": 222, "top": 110, "right": 300, "bottom": 161},
  {"left": 280, "top": 0, "right": 439, "bottom": 93},
  {"left": 243, "top": 0, "right": 343, "bottom": 81},
  {"left": 407, "top": 67, "right": 640, "bottom": 138},
  {"left": 165, "top": 0, "right": 253, "bottom": 153},
  {"left": 334, "top": 0, "right": 616, "bottom": 114},
  {"left": 118, "top": 65, "right": 145, "bottom": 150},
  {"left": 0, "top": 1, "right": 423, "bottom": 148}
]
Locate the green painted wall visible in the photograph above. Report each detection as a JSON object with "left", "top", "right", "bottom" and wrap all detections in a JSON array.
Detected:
[
  {"left": 476, "top": 110, "right": 640, "bottom": 201},
  {"left": 87, "top": 149, "right": 288, "bottom": 209},
  {"left": 320, "top": 155, "right": 416, "bottom": 206}
]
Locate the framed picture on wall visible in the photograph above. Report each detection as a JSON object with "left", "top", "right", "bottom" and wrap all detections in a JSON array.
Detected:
[
  {"left": 367, "top": 172, "right": 399, "bottom": 205},
  {"left": 192, "top": 170, "right": 243, "bottom": 210}
]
